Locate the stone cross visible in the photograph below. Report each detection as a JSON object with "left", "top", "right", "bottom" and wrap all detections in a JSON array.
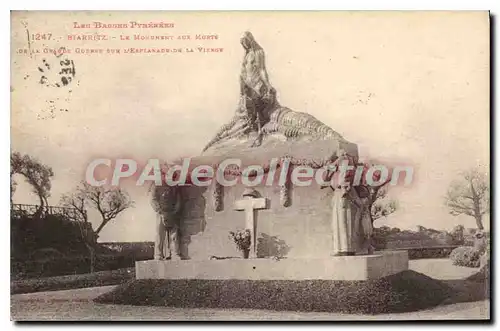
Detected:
[{"left": 234, "top": 189, "right": 268, "bottom": 258}]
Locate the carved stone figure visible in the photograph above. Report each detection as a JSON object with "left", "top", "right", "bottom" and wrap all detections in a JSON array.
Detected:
[
  {"left": 324, "top": 150, "right": 373, "bottom": 256},
  {"left": 151, "top": 184, "right": 184, "bottom": 260},
  {"left": 328, "top": 184, "right": 374, "bottom": 256},
  {"left": 239, "top": 31, "right": 279, "bottom": 147},
  {"left": 354, "top": 186, "right": 374, "bottom": 254},
  {"left": 202, "top": 31, "right": 344, "bottom": 152}
]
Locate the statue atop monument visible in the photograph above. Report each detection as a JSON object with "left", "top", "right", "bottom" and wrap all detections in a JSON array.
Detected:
[{"left": 202, "top": 31, "right": 345, "bottom": 153}]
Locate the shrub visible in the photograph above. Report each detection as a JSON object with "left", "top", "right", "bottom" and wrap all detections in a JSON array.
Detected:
[{"left": 449, "top": 246, "right": 480, "bottom": 268}]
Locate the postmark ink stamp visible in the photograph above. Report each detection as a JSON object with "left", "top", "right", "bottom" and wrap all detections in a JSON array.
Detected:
[{"left": 37, "top": 49, "right": 76, "bottom": 88}]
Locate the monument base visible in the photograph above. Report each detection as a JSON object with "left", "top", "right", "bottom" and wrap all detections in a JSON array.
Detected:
[{"left": 136, "top": 251, "right": 408, "bottom": 281}]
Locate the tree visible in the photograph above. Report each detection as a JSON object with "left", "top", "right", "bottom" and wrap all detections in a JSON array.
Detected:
[
  {"left": 82, "top": 182, "right": 134, "bottom": 236},
  {"left": 60, "top": 187, "right": 96, "bottom": 272},
  {"left": 445, "top": 168, "right": 489, "bottom": 230},
  {"left": 60, "top": 182, "right": 134, "bottom": 273},
  {"left": 368, "top": 185, "right": 398, "bottom": 224},
  {"left": 11, "top": 152, "right": 54, "bottom": 216}
]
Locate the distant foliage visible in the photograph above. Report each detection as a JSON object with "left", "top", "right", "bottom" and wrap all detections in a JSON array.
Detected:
[
  {"left": 373, "top": 225, "right": 461, "bottom": 251},
  {"left": 450, "top": 225, "right": 465, "bottom": 245},
  {"left": 100, "top": 242, "right": 154, "bottom": 259},
  {"left": 450, "top": 246, "right": 481, "bottom": 268},
  {"left": 407, "top": 247, "right": 455, "bottom": 260},
  {"left": 372, "top": 225, "right": 457, "bottom": 259}
]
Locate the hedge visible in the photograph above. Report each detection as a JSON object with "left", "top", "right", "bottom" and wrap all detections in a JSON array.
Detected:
[
  {"left": 95, "top": 271, "right": 453, "bottom": 314},
  {"left": 11, "top": 253, "right": 151, "bottom": 280},
  {"left": 11, "top": 267, "right": 134, "bottom": 294}
]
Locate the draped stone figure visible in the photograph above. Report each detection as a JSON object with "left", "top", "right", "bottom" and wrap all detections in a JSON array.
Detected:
[
  {"left": 202, "top": 31, "right": 344, "bottom": 153},
  {"left": 354, "top": 186, "right": 374, "bottom": 255},
  {"left": 239, "top": 31, "right": 277, "bottom": 147},
  {"left": 330, "top": 185, "right": 357, "bottom": 256},
  {"left": 151, "top": 184, "right": 184, "bottom": 260},
  {"left": 324, "top": 150, "right": 374, "bottom": 256},
  {"left": 330, "top": 185, "right": 374, "bottom": 256},
  {"left": 202, "top": 31, "right": 277, "bottom": 151}
]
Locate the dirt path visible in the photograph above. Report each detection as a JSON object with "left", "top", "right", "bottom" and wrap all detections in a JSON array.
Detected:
[{"left": 11, "top": 299, "right": 490, "bottom": 321}]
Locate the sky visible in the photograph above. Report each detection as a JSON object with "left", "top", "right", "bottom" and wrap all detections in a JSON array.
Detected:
[{"left": 11, "top": 11, "right": 490, "bottom": 241}]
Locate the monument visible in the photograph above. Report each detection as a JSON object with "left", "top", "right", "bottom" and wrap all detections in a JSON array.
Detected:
[{"left": 137, "top": 31, "right": 408, "bottom": 281}]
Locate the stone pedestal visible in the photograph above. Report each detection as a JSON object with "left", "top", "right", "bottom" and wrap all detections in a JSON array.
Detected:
[{"left": 136, "top": 251, "right": 408, "bottom": 281}]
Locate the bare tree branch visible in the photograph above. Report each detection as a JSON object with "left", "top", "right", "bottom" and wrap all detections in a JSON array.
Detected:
[
  {"left": 445, "top": 167, "right": 489, "bottom": 230},
  {"left": 368, "top": 185, "right": 398, "bottom": 223},
  {"left": 79, "top": 182, "right": 134, "bottom": 236}
]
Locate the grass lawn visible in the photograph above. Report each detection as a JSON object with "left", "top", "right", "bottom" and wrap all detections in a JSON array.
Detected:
[{"left": 11, "top": 268, "right": 134, "bottom": 295}]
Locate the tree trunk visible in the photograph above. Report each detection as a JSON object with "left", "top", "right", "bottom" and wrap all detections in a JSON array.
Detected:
[
  {"left": 469, "top": 178, "right": 484, "bottom": 231},
  {"left": 10, "top": 180, "right": 14, "bottom": 205},
  {"left": 368, "top": 186, "right": 380, "bottom": 224},
  {"left": 33, "top": 192, "right": 45, "bottom": 221},
  {"left": 475, "top": 215, "right": 484, "bottom": 231},
  {"left": 95, "top": 220, "right": 107, "bottom": 236},
  {"left": 369, "top": 201, "right": 376, "bottom": 224},
  {"left": 86, "top": 244, "right": 96, "bottom": 273}
]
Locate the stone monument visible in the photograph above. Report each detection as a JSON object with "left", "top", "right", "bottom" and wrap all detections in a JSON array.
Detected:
[{"left": 137, "top": 31, "right": 408, "bottom": 281}]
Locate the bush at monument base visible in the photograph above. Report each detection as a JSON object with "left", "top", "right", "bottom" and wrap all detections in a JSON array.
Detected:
[
  {"left": 449, "top": 246, "right": 481, "bottom": 268},
  {"left": 94, "top": 271, "right": 453, "bottom": 314}
]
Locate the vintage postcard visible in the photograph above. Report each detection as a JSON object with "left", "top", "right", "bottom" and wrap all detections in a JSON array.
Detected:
[{"left": 10, "top": 11, "right": 490, "bottom": 321}]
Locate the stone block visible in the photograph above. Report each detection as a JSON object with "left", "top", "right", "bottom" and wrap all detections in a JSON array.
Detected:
[{"left": 136, "top": 251, "right": 408, "bottom": 281}]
